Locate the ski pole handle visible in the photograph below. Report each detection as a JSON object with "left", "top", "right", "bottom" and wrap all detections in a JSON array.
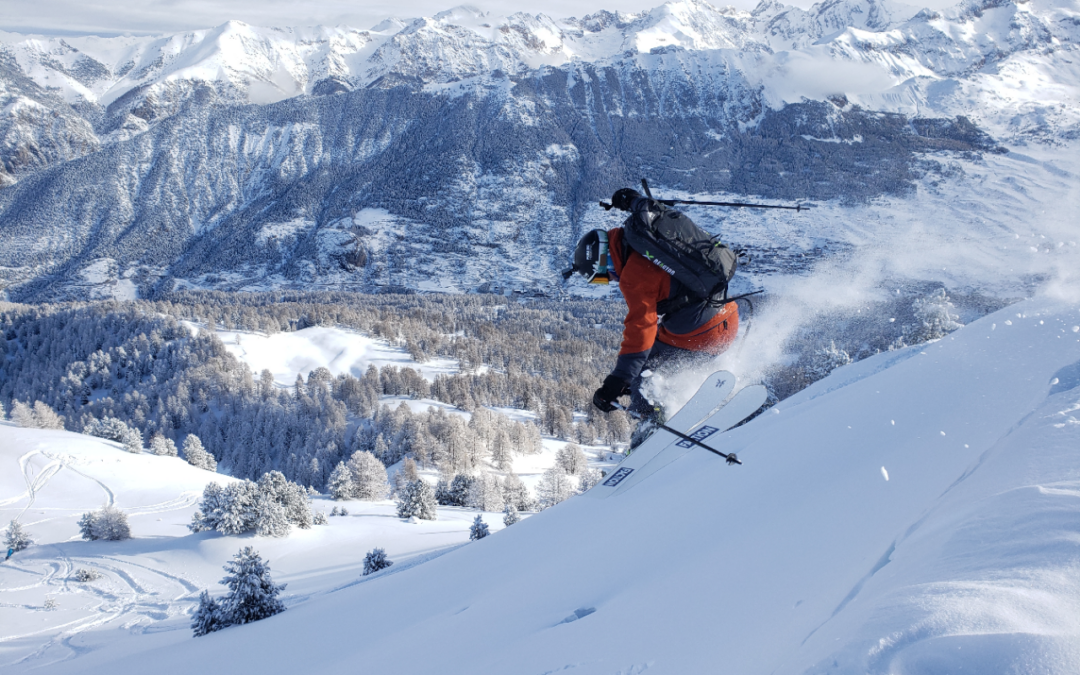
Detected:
[{"left": 612, "top": 403, "right": 741, "bottom": 465}]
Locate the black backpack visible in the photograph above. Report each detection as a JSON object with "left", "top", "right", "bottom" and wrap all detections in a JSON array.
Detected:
[{"left": 621, "top": 197, "right": 740, "bottom": 314}]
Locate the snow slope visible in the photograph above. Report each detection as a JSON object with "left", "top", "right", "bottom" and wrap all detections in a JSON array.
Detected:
[
  {"left": 0, "top": 426, "right": 515, "bottom": 669},
  {"left": 10, "top": 297, "right": 1077, "bottom": 673}
]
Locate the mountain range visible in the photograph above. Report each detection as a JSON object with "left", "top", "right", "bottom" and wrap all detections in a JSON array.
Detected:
[{"left": 0, "top": 0, "right": 1076, "bottom": 301}]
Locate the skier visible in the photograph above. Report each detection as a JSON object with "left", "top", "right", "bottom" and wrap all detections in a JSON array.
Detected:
[
  {"left": 565, "top": 188, "right": 739, "bottom": 446},
  {"left": 4, "top": 547, "right": 13, "bottom": 562}
]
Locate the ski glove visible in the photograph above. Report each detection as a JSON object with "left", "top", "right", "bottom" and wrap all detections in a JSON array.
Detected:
[
  {"left": 611, "top": 188, "right": 642, "bottom": 212},
  {"left": 593, "top": 375, "right": 630, "bottom": 413}
]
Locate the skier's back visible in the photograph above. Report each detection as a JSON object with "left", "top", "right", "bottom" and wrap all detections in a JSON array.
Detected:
[{"left": 565, "top": 188, "right": 739, "bottom": 444}]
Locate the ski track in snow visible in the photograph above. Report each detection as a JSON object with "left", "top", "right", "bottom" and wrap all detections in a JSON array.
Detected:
[
  {"left": 0, "top": 439, "right": 221, "bottom": 670},
  {"left": 2, "top": 547, "right": 202, "bottom": 668}
]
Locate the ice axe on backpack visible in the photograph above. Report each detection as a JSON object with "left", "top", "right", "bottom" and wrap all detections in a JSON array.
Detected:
[{"left": 599, "top": 179, "right": 813, "bottom": 212}]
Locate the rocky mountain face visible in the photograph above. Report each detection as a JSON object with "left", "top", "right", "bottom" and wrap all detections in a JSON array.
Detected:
[{"left": 0, "top": 0, "right": 1074, "bottom": 301}]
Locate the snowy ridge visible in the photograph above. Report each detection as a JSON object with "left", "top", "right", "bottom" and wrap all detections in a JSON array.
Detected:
[
  {"left": 0, "top": 0, "right": 1077, "bottom": 301},
  {"left": 1, "top": 0, "right": 1076, "bottom": 129}
]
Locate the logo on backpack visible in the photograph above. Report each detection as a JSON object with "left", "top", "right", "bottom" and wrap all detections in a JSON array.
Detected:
[{"left": 643, "top": 251, "right": 676, "bottom": 276}]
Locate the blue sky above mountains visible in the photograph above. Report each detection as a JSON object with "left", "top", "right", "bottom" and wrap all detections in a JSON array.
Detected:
[{"left": 1, "top": 0, "right": 956, "bottom": 37}]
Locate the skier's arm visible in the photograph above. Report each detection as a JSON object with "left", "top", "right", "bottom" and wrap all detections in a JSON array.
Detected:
[{"left": 611, "top": 255, "right": 669, "bottom": 382}]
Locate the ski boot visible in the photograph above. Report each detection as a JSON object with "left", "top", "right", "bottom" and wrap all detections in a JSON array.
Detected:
[{"left": 628, "top": 404, "right": 667, "bottom": 453}]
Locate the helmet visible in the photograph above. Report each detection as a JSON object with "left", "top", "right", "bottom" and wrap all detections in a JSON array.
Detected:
[
  {"left": 561, "top": 229, "right": 611, "bottom": 283},
  {"left": 611, "top": 188, "right": 641, "bottom": 212}
]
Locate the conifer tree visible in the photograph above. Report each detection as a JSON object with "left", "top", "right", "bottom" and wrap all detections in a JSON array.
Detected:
[
  {"left": 467, "top": 474, "right": 505, "bottom": 512},
  {"left": 347, "top": 451, "right": 390, "bottom": 500},
  {"left": 219, "top": 547, "right": 286, "bottom": 626},
  {"left": 191, "top": 590, "right": 226, "bottom": 637},
  {"left": 149, "top": 433, "right": 178, "bottom": 456},
  {"left": 31, "top": 401, "right": 65, "bottom": 429},
  {"left": 536, "top": 466, "right": 576, "bottom": 510},
  {"left": 10, "top": 401, "right": 35, "bottom": 427},
  {"left": 396, "top": 479, "right": 437, "bottom": 520},
  {"left": 78, "top": 505, "right": 131, "bottom": 541},
  {"left": 327, "top": 461, "right": 355, "bottom": 500},
  {"left": 254, "top": 493, "right": 291, "bottom": 537},
  {"left": 503, "top": 503, "right": 519, "bottom": 527},
  {"left": 182, "top": 434, "right": 217, "bottom": 471},
  {"left": 556, "top": 443, "right": 588, "bottom": 475},
  {"left": 363, "top": 547, "right": 393, "bottom": 575},
  {"left": 4, "top": 520, "right": 32, "bottom": 552},
  {"left": 501, "top": 472, "right": 535, "bottom": 512},
  {"left": 469, "top": 514, "right": 489, "bottom": 541}
]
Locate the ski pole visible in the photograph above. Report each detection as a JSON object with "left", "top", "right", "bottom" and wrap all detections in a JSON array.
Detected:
[
  {"left": 621, "top": 178, "right": 811, "bottom": 212},
  {"left": 653, "top": 198, "right": 812, "bottom": 212},
  {"left": 612, "top": 403, "right": 742, "bottom": 465},
  {"left": 599, "top": 191, "right": 810, "bottom": 213}
]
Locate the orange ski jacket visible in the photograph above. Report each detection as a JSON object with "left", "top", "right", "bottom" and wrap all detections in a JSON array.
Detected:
[{"left": 608, "top": 226, "right": 739, "bottom": 382}]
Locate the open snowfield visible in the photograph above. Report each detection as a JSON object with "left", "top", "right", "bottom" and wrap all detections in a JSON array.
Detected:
[
  {"left": 0, "top": 427, "right": 515, "bottom": 669},
  {"left": 183, "top": 323, "right": 458, "bottom": 385},
  {"left": 5, "top": 296, "right": 1079, "bottom": 672}
]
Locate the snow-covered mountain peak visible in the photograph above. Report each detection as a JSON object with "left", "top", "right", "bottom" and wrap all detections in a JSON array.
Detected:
[{"left": 627, "top": 0, "right": 756, "bottom": 52}]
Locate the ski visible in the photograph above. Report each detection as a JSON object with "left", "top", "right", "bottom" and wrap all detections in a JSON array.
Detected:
[
  {"left": 605, "top": 383, "right": 768, "bottom": 497},
  {"left": 586, "top": 370, "right": 735, "bottom": 500}
]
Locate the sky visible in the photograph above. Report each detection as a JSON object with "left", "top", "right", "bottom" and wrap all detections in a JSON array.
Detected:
[{"left": 1, "top": 0, "right": 831, "bottom": 37}]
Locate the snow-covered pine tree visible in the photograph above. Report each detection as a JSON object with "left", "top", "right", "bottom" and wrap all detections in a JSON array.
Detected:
[
  {"left": 469, "top": 514, "right": 489, "bottom": 541},
  {"left": 555, "top": 443, "right": 588, "bottom": 475},
  {"left": 347, "top": 450, "right": 390, "bottom": 500},
  {"left": 434, "top": 478, "right": 452, "bottom": 505},
  {"left": 363, "top": 547, "right": 393, "bottom": 575},
  {"left": 5, "top": 520, "right": 32, "bottom": 551},
  {"left": 503, "top": 503, "right": 520, "bottom": 526},
  {"left": 254, "top": 493, "right": 291, "bottom": 537},
  {"left": 78, "top": 511, "right": 99, "bottom": 540},
  {"left": 9, "top": 401, "right": 35, "bottom": 428},
  {"left": 490, "top": 427, "right": 514, "bottom": 471},
  {"left": 446, "top": 474, "right": 474, "bottom": 506},
  {"left": 79, "top": 505, "right": 131, "bottom": 541},
  {"left": 536, "top": 466, "right": 576, "bottom": 510},
  {"left": 182, "top": 434, "right": 217, "bottom": 471},
  {"left": 313, "top": 511, "right": 328, "bottom": 525},
  {"left": 327, "top": 461, "right": 356, "bottom": 500},
  {"left": 31, "top": 401, "right": 64, "bottom": 429},
  {"left": 466, "top": 473, "right": 505, "bottom": 512},
  {"left": 191, "top": 590, "right": 227, "bottom": 637},
  {"left": 149, "top": 433, "right": 178, "bottom": 456},
  {"left": 396, "top": 479, "right": 437, "bottom": 520},
  {"left": 189, "top": 482, "right": 225, "bottom": 532},
  {"left": 83, "top": 417, "right": 143, "bottom": 453},
  {"left": 216, "top": 481, "right": 260, "bottom": 535},
  {"left": 97, "top": 505, "right": 131, "bottom": 541},
  {"left": 257, "top": 471, "right": 312, "bottom": 530},
  {"left": 501, "top": 472, "right": 535, "bottom": 512},
  {"left": 218, "top": 547, "right": 286, "bottom": 626}
]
